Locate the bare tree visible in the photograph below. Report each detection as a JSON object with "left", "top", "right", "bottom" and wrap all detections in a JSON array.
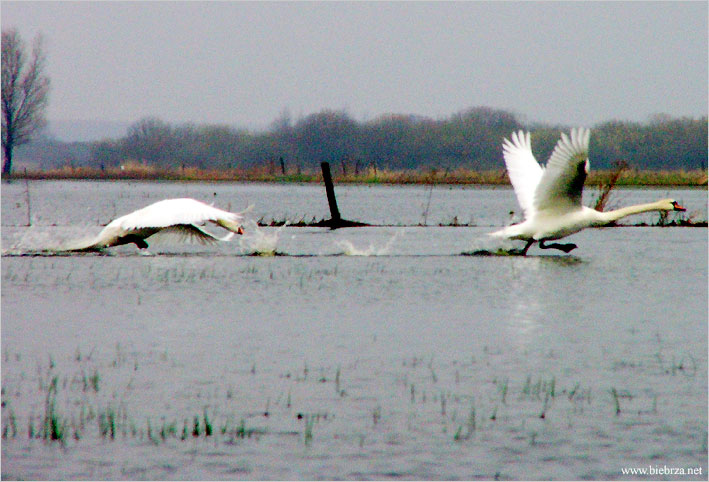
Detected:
[{"left": 2, "top": 29, "right": 50, "bottom": 176}]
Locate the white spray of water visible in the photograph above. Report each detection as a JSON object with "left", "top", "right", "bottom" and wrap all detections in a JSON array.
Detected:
[
  {"left": 336, "top": 230, "right": 403, "bottom": 256},
  {"left": 2, "top": 226, "right": 95, "bottom": 255},
  {"left": 238, "top": 220, "right": 288, "bottom": 256}
]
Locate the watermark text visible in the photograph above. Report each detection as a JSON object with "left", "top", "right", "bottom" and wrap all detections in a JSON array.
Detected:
[{"left": 621, "top": 465, "right": 703, "bottom": 477}]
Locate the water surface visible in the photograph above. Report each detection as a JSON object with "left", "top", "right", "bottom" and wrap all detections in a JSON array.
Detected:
[{"left": 1, "top": 182, "right": 706, "bottom": 480}]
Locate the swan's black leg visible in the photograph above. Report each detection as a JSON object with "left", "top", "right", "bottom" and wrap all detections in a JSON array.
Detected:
[
  {"left": 539, "top": 240, "right": 577, "bottom": 253},
  {"left": 520, "top": 239, "right": 534, "bottom": 256},
  {"left": 134, "top": 238, "right": 149, "bottom": 249},
  {"left": 118, "top": 234, "right": 149, "bottom": 249}
]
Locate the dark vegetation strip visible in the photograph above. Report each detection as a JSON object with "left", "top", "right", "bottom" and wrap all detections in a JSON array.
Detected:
[{"left": 7, "top": 166, "right": 708, "bottom": 187}]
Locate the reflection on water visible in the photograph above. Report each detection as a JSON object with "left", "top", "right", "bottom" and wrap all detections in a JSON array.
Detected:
[
  {"left": 507, "top": 258, "right": 544, "bottom": 343},
  {"left": 501, "top": 256, "right": 586, "bottom": 350}
]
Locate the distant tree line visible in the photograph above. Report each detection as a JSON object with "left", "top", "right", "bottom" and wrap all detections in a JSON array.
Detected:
[{"left": 15, "top": 108, "right": 709, "bottom": 172}]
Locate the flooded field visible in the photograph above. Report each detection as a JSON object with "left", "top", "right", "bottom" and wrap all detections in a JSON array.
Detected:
[{"left": 1, "top": 181, "right": 707, "bottom": 480}]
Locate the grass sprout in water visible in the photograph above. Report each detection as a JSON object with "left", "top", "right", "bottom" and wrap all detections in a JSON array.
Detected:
[
  {"left": 238, "top": 220, "right": 288, "bottom": 256},
  {"left": 336, "top": 230, "right": 403, "bottom": 256}
]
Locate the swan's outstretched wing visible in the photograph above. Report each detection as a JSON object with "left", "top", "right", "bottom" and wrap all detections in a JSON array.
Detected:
[
  {"left": 534, "top": 128, "right": 590, "bottom": 213},
  {"left": 111, "top": 198, "right": 243, "bottom": 232},
  {"left": 149, "top": 224, "right": 232, "bottom": 245},
  {"left": 502, "top": 130, "right": 543, "bottom": 219}
]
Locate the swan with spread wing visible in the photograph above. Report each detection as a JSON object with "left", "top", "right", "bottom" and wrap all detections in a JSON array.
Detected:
[
  {"left": 491, "top": 128, "right": 686, "bottom": 255},
  {"left": 70, "top": 198, "right": 245, "bottom": 251}
]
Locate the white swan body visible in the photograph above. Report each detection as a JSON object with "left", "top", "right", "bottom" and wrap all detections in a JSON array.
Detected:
[
  {"left": 491, "top": 128, "right": 686, "bottom": 254},
  {"left": 71, "top": 198, "right": 245, "bottom": 251}
]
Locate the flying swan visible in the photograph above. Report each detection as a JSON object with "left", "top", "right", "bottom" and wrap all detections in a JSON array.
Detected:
[
  {"left": 70, "top": 198, "right": 245, "bottom": 251},
  {"left": 490, "top": 128, "right": 686, "bottom": 255}
]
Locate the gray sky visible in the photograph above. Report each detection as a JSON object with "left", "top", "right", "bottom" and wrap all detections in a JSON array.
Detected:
[{"left": 2, "top": 1, "right": 707, "bottom": 131}]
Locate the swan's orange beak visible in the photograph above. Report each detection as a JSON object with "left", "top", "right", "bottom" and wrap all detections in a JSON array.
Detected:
[
  {"left": 672, "top": 202, "right": 686, "bottom": 212},
  {"left": 237, "top": 226, "right": 245, "bottom": 235}
]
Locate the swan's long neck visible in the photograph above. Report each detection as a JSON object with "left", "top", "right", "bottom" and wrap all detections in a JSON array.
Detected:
[{"left": 597, "top": 200, "right": 670, "bottom": 224}]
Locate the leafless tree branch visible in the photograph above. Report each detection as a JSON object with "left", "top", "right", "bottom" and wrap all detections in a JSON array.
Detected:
[{"left": 2, "top": 28, "right": 50, "bottom": 176}]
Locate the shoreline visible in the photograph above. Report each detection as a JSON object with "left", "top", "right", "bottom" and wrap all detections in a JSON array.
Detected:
[{"left": 3, "top": 167, "right": 708, "bottom": 187}]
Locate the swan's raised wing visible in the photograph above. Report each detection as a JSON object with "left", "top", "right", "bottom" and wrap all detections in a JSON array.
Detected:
[
  {"left": 502, "top": 130, "right": 543, "bottom": 219},
  {"left": 534, "top": 128, "right": 590, "bottom": 213},
  {"left": 111, "top": 198, "right": 243, "bottom": 232}
]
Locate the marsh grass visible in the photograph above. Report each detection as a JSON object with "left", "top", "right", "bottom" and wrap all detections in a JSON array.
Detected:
[
  {"left": 42, "top": 377, "right": 65, "bottom": 442},
  {"left": 98, "top": 406, "right": 117, "bottom": 439},
  {"left": 593, "top": 161, "right": 628, "bottom": 212},
  {"left": 192, "top": 415, "right": 202, "bottom": 437},
  {"left": 203, "top": 410, "right": 213, "bottom": 437},
  {"left": 520, "top": 375, "right": 556, "bottom": 401},
  {"left": 496, "top": 377, "right": 509, "bottom": 405},
  {"left": 85, "top": 369, "right": 100, "bottom": 392},
  {"left": 159, "top": 419, "right": 178, "bottom": 441},
  {"left": 2, "top": 407, "right": 17, "bottom": 439},
  {"left": 0, "top": 348, "right": 693, "bottom": 458},
  {"left": 303, "top": 416, "right": 315, "bottom": 445},
  {"left": 610, "top": 388, "right": 622, "bottom": 415},
  {"left": 334, "top": 366, "right": 341, "bottom": 395},
  {"left": 371, "top": 406, "right": 382, "bottom": 426},
  {"left": 454, "top": 405, "right": 476, "bottom": 442}
]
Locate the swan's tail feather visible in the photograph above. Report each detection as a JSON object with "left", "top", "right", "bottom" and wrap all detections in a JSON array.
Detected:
[
  {"left": 217, "top": 232, "right": 236, "bottom": 242},
  {"left": 488, "top": 227, "right": 516, "bottom": 239},
  {"left": 488, "top": 221, "right": 528, "bottom": 240},
  {"left": 61, "top": 235, "right": 107, "bottom": 252}
]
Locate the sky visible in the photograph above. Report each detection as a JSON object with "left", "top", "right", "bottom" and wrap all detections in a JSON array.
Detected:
[{"left": 2, "top": 1, "right": 707, "bottom": 135}]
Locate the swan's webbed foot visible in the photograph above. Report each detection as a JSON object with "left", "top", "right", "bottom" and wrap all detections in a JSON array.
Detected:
[
  {"left": 558, "top": 243, "right": 577, "bottom": 253},
  {"left": 539, "top": 240, "right": 577, "bottom": 253}
]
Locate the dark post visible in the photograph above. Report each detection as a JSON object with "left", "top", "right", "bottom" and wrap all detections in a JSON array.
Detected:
[
  {"left": 321, "top": 162, "right": 341, "bottom": 223},
  {"left": 23, "top": 169, "right": 31, "bottom": 227}
]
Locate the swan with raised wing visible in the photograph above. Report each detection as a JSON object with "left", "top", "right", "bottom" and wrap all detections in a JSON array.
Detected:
[
  {"left": 69, "top": 198, "right": 245, "bottom": 251},
  {"left": 490, "top": 128, "right": 685, "bottom": 255}
]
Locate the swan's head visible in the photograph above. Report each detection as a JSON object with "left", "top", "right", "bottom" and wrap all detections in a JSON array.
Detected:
[{"left": 661, "top": 199, "right": 686, "bottom": 212}]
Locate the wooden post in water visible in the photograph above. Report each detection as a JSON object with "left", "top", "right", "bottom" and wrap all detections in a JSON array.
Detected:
[
  {"left": 23, "top": 168, "right": 31, "bottom": 227},
  {"left": 317, "top": 161, "right": 368, "bottom": 229},
  {"left": 321, "top": 162, "right": 342, "bottom": 224}
]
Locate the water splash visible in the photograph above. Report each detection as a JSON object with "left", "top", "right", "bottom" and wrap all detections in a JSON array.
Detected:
[
  {"left": 2, "top": 226, "right": 97, "bottom": 255},
  {"left": 238, "top": 220, "right": 287, "bottom": 256},
  {"left": 336, "top": 230, "right": 402, "bottom": 256}
]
